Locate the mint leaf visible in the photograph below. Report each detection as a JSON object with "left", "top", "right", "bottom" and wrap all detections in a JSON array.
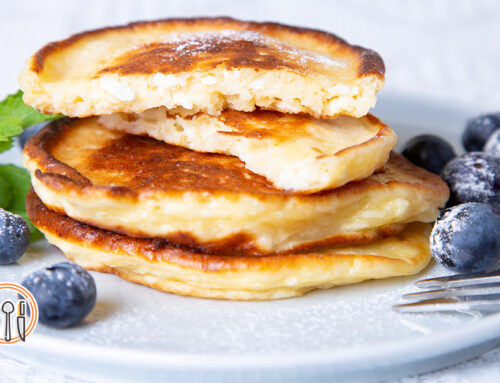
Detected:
[
  {"left": 0, "top": 90, "right": 62, "bottom": 241},
  {"left": 0, "top": 164, "right": 43, "bottom": 241},
  {"left": 0, "top": 139, "right": 13, "bottom": 152},
  {"left": 0, "top": 90, "right": 61, "bottom": 153},
  {"left": 0, "top": 174, "right": 11, "bottom": 208}
]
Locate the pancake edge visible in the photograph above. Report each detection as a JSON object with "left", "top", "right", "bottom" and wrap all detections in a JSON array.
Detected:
[
  {"left": 30, "top": 17, "right": 385, "bottom": 78},
  {"left": 27, "top": 190, "right": 432, "bottom": 300}
]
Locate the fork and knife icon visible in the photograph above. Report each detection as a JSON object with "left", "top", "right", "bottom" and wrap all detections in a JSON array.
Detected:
[{"left": 1, "top": 300, "right": 27, "bottom": 342}]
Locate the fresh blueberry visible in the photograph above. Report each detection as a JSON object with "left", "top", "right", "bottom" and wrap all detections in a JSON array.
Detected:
[
  {"left": 0, "top": 209, "right": 31, "bottom": 265},
  {"left": 402, "top": 135, "right": 456, "bottom": 174},
  {"left": 430, "top": 203, "right": 500, "bottom": 272},
  {"left": 22, "top": 262, "right": 97, "bottom": 328},
  {"left": 462, "top": 114, "right": 500, "bottom": 152},
  {"left": 484, "top": 129, "right": 500, "bottom": 158},
  {"left": 441, "top": 152, "right": 500, "bottom": 210}
]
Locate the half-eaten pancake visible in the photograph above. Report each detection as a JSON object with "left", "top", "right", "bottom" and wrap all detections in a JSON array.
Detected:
[
  {"left": 19, "top": 17, "right": 384, "bottom": 118},
  {"left": 23, "top": 117, "right": 449, "bottom": 255},
  {"left": 99, "top": 109, "right": 396, "bottom": 192},
  {"left": 27, "top": 190, "right": 432, "bottom": 300}
]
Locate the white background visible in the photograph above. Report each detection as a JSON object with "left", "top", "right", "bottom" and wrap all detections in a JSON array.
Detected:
[
  {"left": 0, "top": 1, "right": 499, "bottom": 382},
  {"left": 2, "top": 0, "right": 500, "bottom": 111}
]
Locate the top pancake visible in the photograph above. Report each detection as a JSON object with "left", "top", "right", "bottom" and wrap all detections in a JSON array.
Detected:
[
  {"left": 23, "top": 117, "right": 449, "bottom": 255},
  {"left": 19, "top": 17, "right": 384, "bottom": 118}
]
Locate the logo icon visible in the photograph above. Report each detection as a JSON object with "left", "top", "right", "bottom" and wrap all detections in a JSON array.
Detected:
[{"left": 0, "top": 283, "right": 38, "bottom": 344}]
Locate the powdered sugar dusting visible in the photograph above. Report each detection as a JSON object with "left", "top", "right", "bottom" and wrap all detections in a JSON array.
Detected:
[
  {"left": 0, "top": 209, "right": 30, "bottom": 242},
  {"left": 430, "top": 206, "right": 467, "bottom": 257},
  {"left": 442, "top": 153, "right": 499, "bottom": 208},
  {"left": 484, "top": 129, "right": 500, "bottom": 157},
  {"left": 161, "top": 30, "right": 346, "bottom": 69}
]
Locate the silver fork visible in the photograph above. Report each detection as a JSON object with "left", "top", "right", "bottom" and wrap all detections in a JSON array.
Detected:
[{"left": 393, "top": 269, "right": 500, "bottom": 313}]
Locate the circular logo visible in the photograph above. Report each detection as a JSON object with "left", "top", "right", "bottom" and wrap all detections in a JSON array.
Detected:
[{"left": 0, "top": 282, "right": 38, "bottom": 344}]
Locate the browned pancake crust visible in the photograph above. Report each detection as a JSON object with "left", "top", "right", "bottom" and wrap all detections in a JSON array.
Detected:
[
  {"left": 31, "top": 17, "right": 384, "bottom": 79},
  {"left": 26, "top": 190, "right": 433, "bottom": 300},
  {"left": 24, "top": 118, "right": 448, "bottom": 255},
  {"left": 25, "top": 117, "right": 444, "bottom": 197},
  {"left": 26, "top": 190, "right": 414, "bottom": 271},
  {"left": 207, "top": 111, "right": 391, "bottom": 150},
  {"left": 212, "top": 109, "right": 314, "bottom": 140}
]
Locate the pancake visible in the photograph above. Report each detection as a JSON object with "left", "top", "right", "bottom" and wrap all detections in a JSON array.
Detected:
[
  {"left": 19, "top": 17, "right": 384, "bottom": 119},
  {"left": 99, "top": 109, "right": 396, "bottom": 192},
  {"left": 23, "top": 117, "right": 449, "bottom": 255},
  {"left": 27, "top": 190, "right": 432, "bottom": 300}
]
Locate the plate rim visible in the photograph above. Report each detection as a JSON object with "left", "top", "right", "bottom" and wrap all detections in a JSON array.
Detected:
[{"left": 15, "top": 311, "right": 500, "bottom": 369}]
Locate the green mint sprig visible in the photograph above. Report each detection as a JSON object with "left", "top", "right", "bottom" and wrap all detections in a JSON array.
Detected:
[
  {"left": 0, "top": 90, "right": 60, "bottom": 152},
  {"left": 0, "top": 90, "right": 63, "bottom": 241},
  {"left": 0, "top": 164, "right": 43, "bottom": 241}
]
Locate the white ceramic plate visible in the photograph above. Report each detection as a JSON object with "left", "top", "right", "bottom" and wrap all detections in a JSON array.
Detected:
[{"left": 1, "top": 93, "right": 500, "bottom": 383}]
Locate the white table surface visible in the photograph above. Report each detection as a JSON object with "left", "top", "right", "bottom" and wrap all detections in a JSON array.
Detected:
[{"left": 0, "top": 1, "right": 499, "bottom": 382}]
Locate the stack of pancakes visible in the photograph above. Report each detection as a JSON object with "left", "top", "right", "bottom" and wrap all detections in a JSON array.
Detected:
[{"left": 20, "top": 18, "right": 449, "bottom": 300}]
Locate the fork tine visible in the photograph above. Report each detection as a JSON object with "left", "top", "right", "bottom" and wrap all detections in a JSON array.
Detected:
[
  {"left": 416, "top": 269, "right": 500, "bottom": 289},
  {"left": 393, "top": 296, "right": 500, "bottom": 313},
  {"left": 402, "top": 284, "right": 500, "bottom": 300}
]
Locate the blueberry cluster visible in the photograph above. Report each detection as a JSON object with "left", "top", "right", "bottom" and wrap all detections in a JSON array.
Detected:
[{"left": 402, "top": 113, "right": 500, "bottom": 272}]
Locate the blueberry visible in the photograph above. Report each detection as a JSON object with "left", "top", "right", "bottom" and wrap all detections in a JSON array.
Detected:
[
  {"left": 402, "top": 135, "right": 456, "bottom": 174},
  {"left": 484, "top": 129, "right": 500, "bottom": 158},
  {"left": 430, "top": 203, "right": 500, "bottom": 272},
  {"left": 22, "top": 262, "right": 97, "bottom": 328},
  {"left": 441, "top": 152, "right": 500, "bottom": 210},
  {"left": 463, "top": 114, "right": 500, "bottom": 152},
  {"left": 0, "top": 209, "right": 31, "bottom": 265}
]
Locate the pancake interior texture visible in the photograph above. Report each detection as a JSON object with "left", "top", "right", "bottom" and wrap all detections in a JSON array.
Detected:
[
  {"left": 23, "top": 117, "right": 449, "bottom": 255},
  {"left": 98, "top": 109, "right": 396, "bottom": 192},
  {"left": 19, "top": 17, "right": 384, "bottom": 118},
  {"left": 27, "top": 190, "right": 432, "bottom": 300}
]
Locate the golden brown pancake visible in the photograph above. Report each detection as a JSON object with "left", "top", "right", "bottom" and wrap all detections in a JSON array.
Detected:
[
  {"left": 27, "top": 190, "right": 432, "bottom": 300},
  {"left": 23, "top": 117, "right": 449, "bottom": 255},
  {"left": 98, "top": 109, "right": 397, "bottom": 192},
  {"left": 19, "top": 17, "right": 384, "bottom": 118}
]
